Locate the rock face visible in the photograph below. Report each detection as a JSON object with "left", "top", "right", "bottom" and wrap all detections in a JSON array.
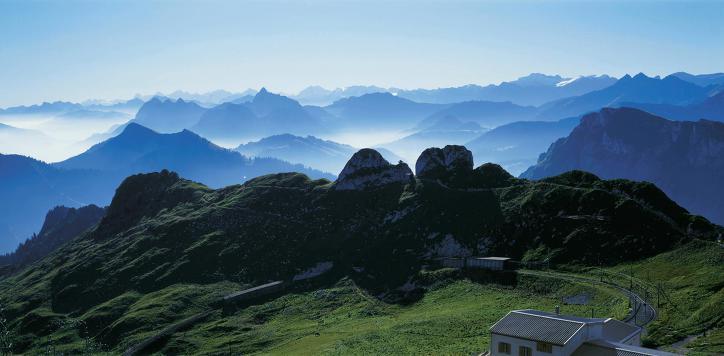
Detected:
[
  {"left": 522, "top": 107, "right": 724, "bottom": 224},
  {"left": 415, "top": 145, "right": 473, "bottom": 180},
  {"left": 334, "top": 149, "right": 413, "bottom": 190}
]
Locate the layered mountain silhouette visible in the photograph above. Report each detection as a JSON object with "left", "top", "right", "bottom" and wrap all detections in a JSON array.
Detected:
[
  {"left": 522, "top": 108, "right": 724, "bottom": 224},
  {"left": 465, "top": 117, "right": 580, "bottom": 176},
  {"left": 394, "top": 74, "right": 617, "bottom": 106},
  {"left": 0, "top": 101, "right": 83, "bottom": 115},
  {"left": 235, "top": 133, "right": 402, "bottom": 173},
  {"left": 132, "top": 97, "right": 206, "bottom": 133},
  {"left": 621, "top": 90, "right": 724, "bottom": 122},
  {"left": 1, "top": 99, "right": 143, "bottom": 117},
  {"left": 325, "top": 92, "right": 445, "bottom": 129},
  {"left": 0, "top": 124, "right": 333, "bottom": 254},
  {"left": 416, "top": 100, "right": 537, "bottom": 129},
  {"left": 56, "top": 123, "right": 333, "bottom": 186},
  {"left": 292, "top": 85, "right": 387, "bottom": 106},
  {"left": 670, "top": 72, "right": 724, "bottom": 87},
  {"left": 537, "top": 73, "right": 711, "bottom": 120},
  {"left": 182, "top": 88, "right": 325, "bottom": 140},
  {"left": 0, "top": 205, "right": 105, "bottom": 274},
  {"left": 0, "top": 154, "right": 114, "bottom": 253}
]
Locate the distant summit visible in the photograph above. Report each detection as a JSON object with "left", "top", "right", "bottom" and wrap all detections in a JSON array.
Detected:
[
  {"left": 192, "top": 89, "right": 325, "bottom": 140},
  {"left": 132, "top": 97, "right": 206, "bottom": 133}
]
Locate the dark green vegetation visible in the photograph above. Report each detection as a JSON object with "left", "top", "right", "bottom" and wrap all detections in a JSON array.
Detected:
[{"left": 0, "top": 163, "right": 720, "bottom": 353}]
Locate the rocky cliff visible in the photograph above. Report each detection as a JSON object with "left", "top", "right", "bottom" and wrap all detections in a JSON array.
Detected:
[{"left": 522, "top": 107, "right": 724, "bottom": 224}]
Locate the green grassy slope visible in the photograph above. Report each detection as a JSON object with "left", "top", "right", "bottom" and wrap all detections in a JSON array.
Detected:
[
  {"left": 0, "top": 166, "right": 720, "bottom": 353},
  {"left": 607, "top": 240, "right": 724, "bottom": 354},
  {"left": 5, "top": 274, "right": 628, "bottom": 354}
]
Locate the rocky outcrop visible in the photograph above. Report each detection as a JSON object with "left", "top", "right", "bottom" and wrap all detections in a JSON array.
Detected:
[
  {"left": 415, "top": 145, "right": 473, "bottom": 182},
  {"left": 334, "top": 149, "right": 413, "bottom": 190},
  {"left": 472, "top": 163, "right": 518, "bottom": 188}
]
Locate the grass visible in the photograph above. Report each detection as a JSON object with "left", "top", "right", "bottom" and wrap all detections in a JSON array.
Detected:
[
  {"left": 603, "top": 240, "right": 724, "bottom": 354},
  {"left": 156, "top": 275, "right": 627, "bottom": 355}
]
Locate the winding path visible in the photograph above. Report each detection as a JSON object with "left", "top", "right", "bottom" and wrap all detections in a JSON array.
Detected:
[{"left": 518, "top": 269, "right": 657, "bottom": 327}]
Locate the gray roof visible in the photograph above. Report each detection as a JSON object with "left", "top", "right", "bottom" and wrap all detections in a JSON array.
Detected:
[
  {"left": 602, "top": 319, "right": 641, "bottom": 343},
  {"left": 572, "top": 340, "right": 679, "bottom": 356},
  {"left": 490, "top": 310, "right": 585, "bottom": 346}
]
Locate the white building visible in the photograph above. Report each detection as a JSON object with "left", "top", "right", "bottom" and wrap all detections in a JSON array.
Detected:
[{"left": 489, "top": 309, "right": 677, "bottom": 356}]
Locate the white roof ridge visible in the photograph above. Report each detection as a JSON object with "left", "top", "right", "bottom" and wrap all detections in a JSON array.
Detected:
[{"left": 513, "top": 310, "right": 596, "bottom": 324}]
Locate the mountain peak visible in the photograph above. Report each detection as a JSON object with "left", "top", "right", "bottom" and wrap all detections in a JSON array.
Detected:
[
  {"left": 334, "top": 148, "right": 412, "bottom": 190},
  {"left": 120, "top": 122, "right": 157, "bottom": 136},
  {"left": 633, "top": 72, "right": 650, "bottom": 79}
]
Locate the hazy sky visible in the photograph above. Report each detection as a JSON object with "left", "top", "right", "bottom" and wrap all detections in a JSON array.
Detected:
[{"left": 1, "top": 0, "right": 723, "bottom": 107}]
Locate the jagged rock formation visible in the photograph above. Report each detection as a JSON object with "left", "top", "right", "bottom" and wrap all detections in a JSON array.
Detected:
[
  {"left": 334, "top": 148, "right": 413, "bottom": 190},
  {"left": 415, "top": 145, "right": 474, "bottom": 187},
  {"left": 415, "top": 145, "right": 473, "bottom": 178}
]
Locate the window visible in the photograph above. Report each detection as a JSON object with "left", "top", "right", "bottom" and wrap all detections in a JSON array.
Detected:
[
  {"left": 518, "top": 346, "right": 532, "bottom": 356},
  {"left": 536, "top": 342, "right": 553, "bottom": 353},
  {"left": 497, "top": 342, "right": 511, "bottom": 354}
]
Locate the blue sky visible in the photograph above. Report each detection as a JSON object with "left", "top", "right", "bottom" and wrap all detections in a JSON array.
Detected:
[{"left": 1, "top": 0, "right": 722, "bottom": 106}]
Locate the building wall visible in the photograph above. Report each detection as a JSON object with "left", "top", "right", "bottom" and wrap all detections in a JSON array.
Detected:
[
  {"left": 441, "top": 258, "right": 465, "bottom": 268},
  {"left": 490, "top": 334, "right": 565, "bottom": 356},
  {"left": 621, "top": 332, "right": 641, "bottom": 346},
  {"left": 467, "top": 258, "right": 504, "bottom": 270},
  {"left": 560, "top": 327, "right": 588, "bottom": 355}
]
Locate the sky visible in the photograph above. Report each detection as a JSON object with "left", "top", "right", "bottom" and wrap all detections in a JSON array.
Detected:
[{"left": 1, "top": 0, "right": 723, "bottom": 107}]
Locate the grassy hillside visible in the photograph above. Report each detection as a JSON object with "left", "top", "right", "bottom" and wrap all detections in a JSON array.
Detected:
[
  {"left": 0, "top": 165, "right": 719, "bottom": 353},
  {"left": 2, "top": 273, "right": 629, "bottom": 354},
  {"left": 606, "top": 240, "right": 724, "bottom": 354}
]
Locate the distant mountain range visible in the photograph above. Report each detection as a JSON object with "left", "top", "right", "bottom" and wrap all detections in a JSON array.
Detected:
[
  {"left": 669, "top": 72, "right": 724, "bottom": 87},
  {"left": 416, "top": 100, "right": 537, "bottom": 129},
  {"left": 0, "top": 99, "right": 143, "bottom": 116},
  {"left": 393, "top": 74, "right": 618, "bottom": 106},
  {"left": 465, "top": 117, "right": 580, "bottom": 176},
  {"left": 57, "top": 123, "right": 333, "bottom": 186},
  {"left": 291, "top": 85, "right": 387, "bottom": 106},
  {"left": 522, "top": 107, "right": 724, "bottom": 225},
  {"left": 537, "top": 73, "right": 712, "bottom": 120},
  {"left": 289, "top": 74, "right": 617, "bottom": 106},
  {"left": 137, "top": 89, "right": 326, "bottom": 140},
  {"left": 621, "top": 90, "right": 724, "bottom": 122},
  {"left": 0, "top": 123, "right": 333, "bottom": 254},
  {"left": 236, "top": 134, "right": 403, "bottom": 174},
  {"left": 324, "top": 93, "right": 445, "bottom": 129}
]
